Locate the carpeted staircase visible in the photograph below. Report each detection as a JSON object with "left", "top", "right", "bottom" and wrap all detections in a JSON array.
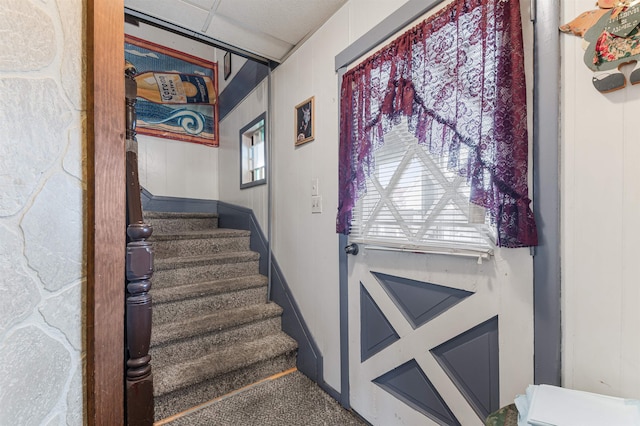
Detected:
[{"left": 145, "top": 211, "right": 298, "bottom": 421}]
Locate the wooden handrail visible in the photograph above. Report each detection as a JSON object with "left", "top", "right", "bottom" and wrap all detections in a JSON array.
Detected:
[{"left": 124, "top": 63, "right": 154, "bottom": 425}]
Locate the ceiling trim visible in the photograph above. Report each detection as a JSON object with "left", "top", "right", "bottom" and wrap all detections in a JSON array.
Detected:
[{"left": 124, "top": 7, "right": 274, "bottom": 66}]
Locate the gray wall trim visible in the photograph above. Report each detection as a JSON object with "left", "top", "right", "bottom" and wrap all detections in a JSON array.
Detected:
[
  {"left": 219, "top": 60, "right": 269, "bottom": 121},
  {"left": 215, "top": 201, "right": 330, "bottom": 394},
  {"left": 334, "top": 0, "right": 446, "bottom": 71},
  {"left": 339, "top": 234, "right": 350, "bottom": 409},
  {"left": 533, "top": 1, "right": 561, "bottom": 386},
  {"left": 140, "top": 187, "right": 218, "bottom": 213}
]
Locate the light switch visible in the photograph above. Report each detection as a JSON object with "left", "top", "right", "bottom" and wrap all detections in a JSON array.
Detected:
[
  {"left": 311, "top": 178, "right": 319, "bottom": 196},
  {"left": 311, "top": 196, "right": 322, "bottom": 213}
]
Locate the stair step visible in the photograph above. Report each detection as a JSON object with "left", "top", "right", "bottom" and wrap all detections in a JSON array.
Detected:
[
  {"left": 153, "top": 274, "right": 268, "bottom": 305},
  {"left": 154, "top": 333, "right": 298, "bottom": 420},
  {"left": 152, "top": 277, "right": 268, "bottom": 325},
  {"left": 153, "top": 252, "right": 260, "bottom": 288},
  {"left": 144, "top": 211, "right": 219, "bottom": 234},
  {"left": 143, "top": 210, "right": 299, "bottom": 422},
  {"left": 151, "top": 228, "right": 251, "bottom": 258},
  {"left": 151, "top": 303, "right": 284, "bottom": 367}
]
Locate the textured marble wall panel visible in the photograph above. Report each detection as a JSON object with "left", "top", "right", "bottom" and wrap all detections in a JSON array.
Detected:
[
  {"left": 57, "top": 0, "right": 85, "bottom": 109},
  {"left": 63, "top": 121, "right": 86, "bottom": 181},
  {"left": 21, "top": 172, "right": 83, "bottom": 291},
  {"left": 0, "top": 79, "right": 71, "bottom": 217},
  {"left": 40, "top": 282, "right": 82, "bottom": 350},
  {"left": 0, "top": 326, "right": 71, "bottom": 425},
  {"left": 0, "top": 0, "right": 56, "bottom": 71},
  {"left": 0, "top": 223, "right": 41, "bottom": 334},
  {"left": 66, "top": 366, "right": 83, "bottom": 425}
]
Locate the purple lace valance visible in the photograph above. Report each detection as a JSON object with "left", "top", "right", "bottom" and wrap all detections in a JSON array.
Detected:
[{"left": 336, "top": 0, "right": 538, "bottom": 248}]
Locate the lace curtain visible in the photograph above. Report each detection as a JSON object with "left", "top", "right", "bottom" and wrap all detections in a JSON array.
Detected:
[{"left": 336, "top": 0, "right": 537, "bottom": 248}]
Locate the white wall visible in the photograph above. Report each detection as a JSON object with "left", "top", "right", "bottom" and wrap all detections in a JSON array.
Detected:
[
  {"left": 0, "top": 0, "right": 84, "bottom": 423},
  {"left": 125, "top": 21, "right": 221, "bottom": 200},
  {"left": 218, "top": 80, "right": 269, "bottom": 229},
  {"left": 561, "top": 1, "right": 640, "bottom": 399}
]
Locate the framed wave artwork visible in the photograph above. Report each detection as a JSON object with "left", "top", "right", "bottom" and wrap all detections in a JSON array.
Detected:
[{"left": 124, "top": 35, "right": 219, "bottom": 147}]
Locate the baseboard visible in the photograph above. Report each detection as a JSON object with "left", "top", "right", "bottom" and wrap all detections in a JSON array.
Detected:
[
  {"left": 216, "top": 201, "right": 324, "bottom": 385},
  {"left": 140, "top": 188, "right": 218, "bottom": 213}
]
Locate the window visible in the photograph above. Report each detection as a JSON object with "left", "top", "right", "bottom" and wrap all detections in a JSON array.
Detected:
[
  {"left": 240, "top": 112, "right": 266, "bottom": 189},
  {"left": 337, "top": 0, "right": 537, "bottom": 248},
  {"left": 350, "top": 118, "right": 494, "bottom": 254}
]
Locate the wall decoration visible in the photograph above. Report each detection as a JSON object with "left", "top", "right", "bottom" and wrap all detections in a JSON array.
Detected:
[
  {"left": 124, "top": 35, "right": 219, "bottom": 147},
  {"left": 295, "top": 96, "right": 314, "bottom": 146},
  {"left": 561, "top": 0, "right": 640, "bottom": 93},
  {"left": 224, "top": 51, "right": 232, "bottom": 80}
]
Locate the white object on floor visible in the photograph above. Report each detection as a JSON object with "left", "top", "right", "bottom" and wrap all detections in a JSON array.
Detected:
[{"left": 514, "top": 384, "right": 640, "bottom": 426}]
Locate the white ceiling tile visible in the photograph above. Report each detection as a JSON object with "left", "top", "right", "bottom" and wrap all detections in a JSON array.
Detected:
[
  {"left": 126, "top": 0, "right": 209, "bottom": 31},
  {"left": 126, "top": 0, "right": 348, "bottom": 62},
  {"left": 183, "top": 0, "right": 218, "bottom": 10},
  {"left": 205, "top": 15, "right": 293, "bottom": 61},
  {"left": 215, "top": 0, "right": 347, "bottom": 45}
]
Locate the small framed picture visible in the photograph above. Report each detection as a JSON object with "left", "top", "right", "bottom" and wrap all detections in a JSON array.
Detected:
[
  {"left": 224, "top": 51, "right": 231, "bottom": 80},
  {"left": 295, "top": 96, "right": 314, "bottom": 146}
]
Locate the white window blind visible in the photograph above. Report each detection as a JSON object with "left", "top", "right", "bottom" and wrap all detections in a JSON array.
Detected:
[{"left": 350, "top": 118, "right": 495, "bottom": 254}]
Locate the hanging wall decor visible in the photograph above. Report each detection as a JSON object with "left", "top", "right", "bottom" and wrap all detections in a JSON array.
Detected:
[
  {"left": 561, "top": 0, "right": 640, "bottom": 93},
  {"left": 125, "top": 35, "right": 219, "bottom": 147},
  {"left": 295, "top": 96, "right": 315, "bottom": 146}
]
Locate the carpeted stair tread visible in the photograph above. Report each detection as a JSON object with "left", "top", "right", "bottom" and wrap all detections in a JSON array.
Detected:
[
  {"left": 151, "top": 302, "right": 283, "bottom": 349},
  {"left": 144, "top": 211, "right": 218, "bottom": 220},
  {"left": 153, "top": 274, "right": 267, "bottom": 305},
  {"left": 154, "top": 332, "right": 298, "bottom": 397},
  {"left": 150, "top": 228, "right": 250, "bottom": 241},
  {"left": 155, "top": 251, "right": 260, "bottom": 270}
]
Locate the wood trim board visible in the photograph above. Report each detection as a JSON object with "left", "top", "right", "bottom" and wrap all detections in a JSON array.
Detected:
[{"left": 86, "top": 0, "right": 126, "bottom": 424}]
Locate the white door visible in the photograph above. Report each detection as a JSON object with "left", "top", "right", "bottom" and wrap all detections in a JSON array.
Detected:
[
  {"left": 343, "top": 3, "right": 535, "bottom": 424},
  {"left": 345, "top": 118, "right": 534, "bottom": 426},
  {"left": 348, "top": 244, "right": 533, "bottom": 425}
]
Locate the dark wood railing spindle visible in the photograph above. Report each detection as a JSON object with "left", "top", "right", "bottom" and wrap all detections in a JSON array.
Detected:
[{"left": 124, "top": 63, "right": 154, "bottom": 425}]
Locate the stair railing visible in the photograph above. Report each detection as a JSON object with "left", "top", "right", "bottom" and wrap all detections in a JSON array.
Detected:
[{"left": 124, "top": 62, "right": 155, "bottom": 425}]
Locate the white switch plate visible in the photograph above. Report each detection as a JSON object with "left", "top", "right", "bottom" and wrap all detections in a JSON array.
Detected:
[
  {"left": 311, "top": 178, "right": 319, "bottom": 196},
  {"left": 311, "top": 195, "right": 322, "bottom": 213}
]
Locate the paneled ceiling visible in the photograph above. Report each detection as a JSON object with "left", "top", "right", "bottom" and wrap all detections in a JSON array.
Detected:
[{"left": 125, "top": 0, "right": 348, "bottom": 63}]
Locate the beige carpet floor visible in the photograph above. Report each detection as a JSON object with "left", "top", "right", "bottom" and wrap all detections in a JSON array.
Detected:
[{"left": 158, "top": 369, "right": 368, "bottom": 426}]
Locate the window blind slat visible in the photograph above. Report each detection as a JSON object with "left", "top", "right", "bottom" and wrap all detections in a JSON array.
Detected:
[{"left": 351, "top": 118, "right": 494, "bottom": 252}]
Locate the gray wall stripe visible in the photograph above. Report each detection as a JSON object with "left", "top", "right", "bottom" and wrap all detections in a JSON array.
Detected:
[
  {"left": 141, "top": 187, "right": 217, "bottom": 213},
  {"left": 219, "top": 60, "right": 269, "bottom": 121}
]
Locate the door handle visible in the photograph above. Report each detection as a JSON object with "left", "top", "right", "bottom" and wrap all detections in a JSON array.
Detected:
[{"left": 345, "top": 243, "right": 359, "bottom": 256}]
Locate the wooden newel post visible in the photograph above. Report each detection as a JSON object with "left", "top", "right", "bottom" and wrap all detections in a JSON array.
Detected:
[{"left": 125, "top": 62, "right": 154, "bottom": 425}]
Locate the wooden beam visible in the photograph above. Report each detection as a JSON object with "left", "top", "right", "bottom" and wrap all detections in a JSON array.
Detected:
[{"left": 86, "top": 0, "right": 126, "bottom": 424}]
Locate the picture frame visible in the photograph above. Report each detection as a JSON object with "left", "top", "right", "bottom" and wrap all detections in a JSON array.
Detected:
[
  {"left": 295, "top": 96, "right": 315, "bottom": 146},
  {"left": 124, "top": 35, "right": 219, "bottom": 147},
  {"left": 224, "top": 51, "right": 232, "bottom": 81}
]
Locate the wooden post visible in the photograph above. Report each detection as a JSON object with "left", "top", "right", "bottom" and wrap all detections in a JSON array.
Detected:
[
  {"left": 86, "top": 1, "right": 125, "bottom": 424},
  {"left": 125, "top": 64, "right": 154, "bottom": 425}
]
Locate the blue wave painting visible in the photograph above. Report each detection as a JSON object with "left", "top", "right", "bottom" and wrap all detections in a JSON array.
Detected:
[{"left": 125, "top": 36, "right": 218, "bottom": 146}]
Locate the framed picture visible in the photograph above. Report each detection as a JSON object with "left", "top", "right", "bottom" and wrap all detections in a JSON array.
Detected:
[
  {"left": 224, "top": 51, "right": 232, "bottom": 80},
  {"left": 124, "top": 35, "right": 219, "bottom": 147},
  {"left": 295, "top": 96, "right": 314, "bottom": 146}
]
